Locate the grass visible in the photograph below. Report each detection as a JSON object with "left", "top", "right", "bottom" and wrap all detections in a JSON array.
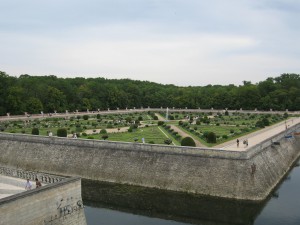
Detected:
[
  {"left": 0, "top": 111, "right": 289, "bottom": 147},
  {"left": 81, "top": 126, "right": 168, "bottom": 145}
]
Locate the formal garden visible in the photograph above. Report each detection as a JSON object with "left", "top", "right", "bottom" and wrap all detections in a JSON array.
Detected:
[{"left": 0, "top": 111, "right": 290, "bottom": 147}]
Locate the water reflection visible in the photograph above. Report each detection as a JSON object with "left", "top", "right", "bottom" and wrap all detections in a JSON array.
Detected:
[
  {"left": 82, "top": 180, "right": 266, "bottom": 225},
  {"left": 82, "top": 159, "right": 300, "bottom": 225}
]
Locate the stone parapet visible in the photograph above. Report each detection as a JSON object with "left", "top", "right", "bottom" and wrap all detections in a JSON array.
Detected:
[{"left": 0, "top": 176, "right": 86, "bottom": 225}]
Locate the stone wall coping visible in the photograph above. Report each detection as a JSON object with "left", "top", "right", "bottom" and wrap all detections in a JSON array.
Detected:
[
  {"left": 0, "top": 122, "right": 299, "bottom": 160},
  {"left": 0, "top": 108, "right": 299, "bottom": 121},
  {"left": 0, "top": 177, "right": 81, "bottom": 205}
]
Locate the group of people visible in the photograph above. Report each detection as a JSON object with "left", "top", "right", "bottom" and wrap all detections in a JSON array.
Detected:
[
  {"left": 25, "top": 178, "right": 42, "bottom": 190},
  {"left": 236, "top": 139, "right": 249, "bottom": 148}
]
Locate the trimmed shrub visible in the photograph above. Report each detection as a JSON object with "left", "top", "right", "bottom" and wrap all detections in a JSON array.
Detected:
[
  {"left": 222, "top": 134, "right": 228, "bottom": 139},
  {"left": 255, "top": 120, "right": 265, "bottom": 128},
  {"left": 164, "top": 139, "right": 172, "bottom": 145},
  {"left": 206, "top": 132, "right": 217, "bottom": 143},
  {"left": 31, "top": 128, "right": 39, "bottom": 135},
  {"left": 181, "top": 137, "right": 196, "bottom": 147},
  {"left": 83, "top": 115, "right": 89, "bottom": 120},
  {"left": 102, "top": 134, "right": 108, "bottom": 140},
  {"left": 57, "top": 128, "right": 67, "bottom": 137},
  {"left": 87, "top": 136, "right": 94, "bottom": 139},
  {"left": 158, "top": 121, "right": 165, "bottom": 126},
  {"left": 169, "top": 115, "right": 174, "bottom": 120},
  {"left": 262, "top": 117, "right": 270, "bottom": 126},
  {"left": 100, "top": 129, "right": 107, "bottom": 134}
]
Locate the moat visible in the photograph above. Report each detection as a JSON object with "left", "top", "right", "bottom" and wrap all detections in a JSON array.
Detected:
[{"left": 83, "top": 158, "right": 300, "bottom": 225}]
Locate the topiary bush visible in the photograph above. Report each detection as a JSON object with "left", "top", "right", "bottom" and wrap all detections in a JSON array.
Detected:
[
  {"left": 101, "top": 134, "right": 108, "bottom": 140},
  {"left": 164, "top": 139, "right": 172, "bottom": 145},
  {"left": 31, "top": 128, "right": 39, "bottom": 135},
  {"left": 158, "top": 121, "right": 165, "bottom": 126},
  {"left": 181, "top": 136, "right": 196, "bottom": 147},
  {"left": 100, "top": 129, "right": 107, "bottom": 134},
  {"left": 57, "top": 128, "right": 67, "bottom": 137},
  {"left": 206, "top": 132, "right": 217, "bottom": 143},
  {"left": 262, "top": 117, "right": 270, "bottom": 126}
]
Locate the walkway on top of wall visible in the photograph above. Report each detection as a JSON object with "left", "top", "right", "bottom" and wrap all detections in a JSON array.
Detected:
[
  {"left": 215, "top": 117, "right": 300, "bottom": 151},
  {"left": 0, "top": 175, "right": 48, "bottom": 200}
]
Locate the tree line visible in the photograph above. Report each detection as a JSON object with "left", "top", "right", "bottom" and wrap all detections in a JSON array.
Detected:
[{"left": 0, "top": 71, "right": 299, "bottom": 115}]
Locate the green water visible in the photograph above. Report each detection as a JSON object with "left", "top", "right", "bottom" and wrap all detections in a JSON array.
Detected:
[{"left": 84, "top": 159, "right": 300, "bottom": 225}]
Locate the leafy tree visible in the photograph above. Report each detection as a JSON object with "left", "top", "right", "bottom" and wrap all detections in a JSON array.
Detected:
[
  {"left": 0, "top": 72, "right": 299, "bottom": 116},
  {"left": 181, "top": 137, "right": 196, "bottom": 147},
  {"left": 44, "top": 86, "right": 66, "bottom": 112},
  {"left": 25, "top": 97, "right": 43, "bottom": 114}
]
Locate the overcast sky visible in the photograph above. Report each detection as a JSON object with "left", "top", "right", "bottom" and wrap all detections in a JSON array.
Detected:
[{"left": 1, "top": 0, "right": 299, "bottom": 86}]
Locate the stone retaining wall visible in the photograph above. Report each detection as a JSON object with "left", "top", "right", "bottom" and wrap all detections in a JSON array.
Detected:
[
  {"left": 0, "top": 123, "right": 299, "bottom": 201},
  {"left": 0, "top": 177, "right": 86, "bottom": 225}
]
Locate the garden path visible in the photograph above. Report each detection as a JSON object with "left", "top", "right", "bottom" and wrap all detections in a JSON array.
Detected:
[
  {"left": 169, "top": 125, "right": 205, "bottom": 147},
  {"left": 216, "top": 117, "right": 300, "bottom": 151}
]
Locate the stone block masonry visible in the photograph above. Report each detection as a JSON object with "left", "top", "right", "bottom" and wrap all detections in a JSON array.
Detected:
[
  {"left": 0, "top": 177, "right": 87, "bottom": 225},
  {"left": 0, "top": 122, "right": 299, "bottom": 201}
]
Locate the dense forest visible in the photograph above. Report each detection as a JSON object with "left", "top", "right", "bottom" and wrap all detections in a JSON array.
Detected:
[{"left": 0, "top": 71, "right": 299, "bottom": 115}]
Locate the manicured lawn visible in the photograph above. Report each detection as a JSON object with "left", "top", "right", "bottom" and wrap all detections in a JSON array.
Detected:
[
  {"left": 0, "top": 111, "right": 288, "bottom": 147},
  {"left": 81, "top": 126, "right": 168, "bottom": 145}
]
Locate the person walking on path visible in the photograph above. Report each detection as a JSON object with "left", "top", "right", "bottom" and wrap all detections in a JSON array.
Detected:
[
  {"left": 25, "top": 179, "right": 32, "bottom": 190},
  {"left": 236, "top": 139, "right": 240, "bottom": 147},
  {"left": 35, "top": 178, "right": 42, "bottom": 188}
]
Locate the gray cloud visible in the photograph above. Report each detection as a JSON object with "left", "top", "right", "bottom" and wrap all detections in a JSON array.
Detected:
[{"left": 0, "top": 0, "right": 299, "bottom": 85}]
